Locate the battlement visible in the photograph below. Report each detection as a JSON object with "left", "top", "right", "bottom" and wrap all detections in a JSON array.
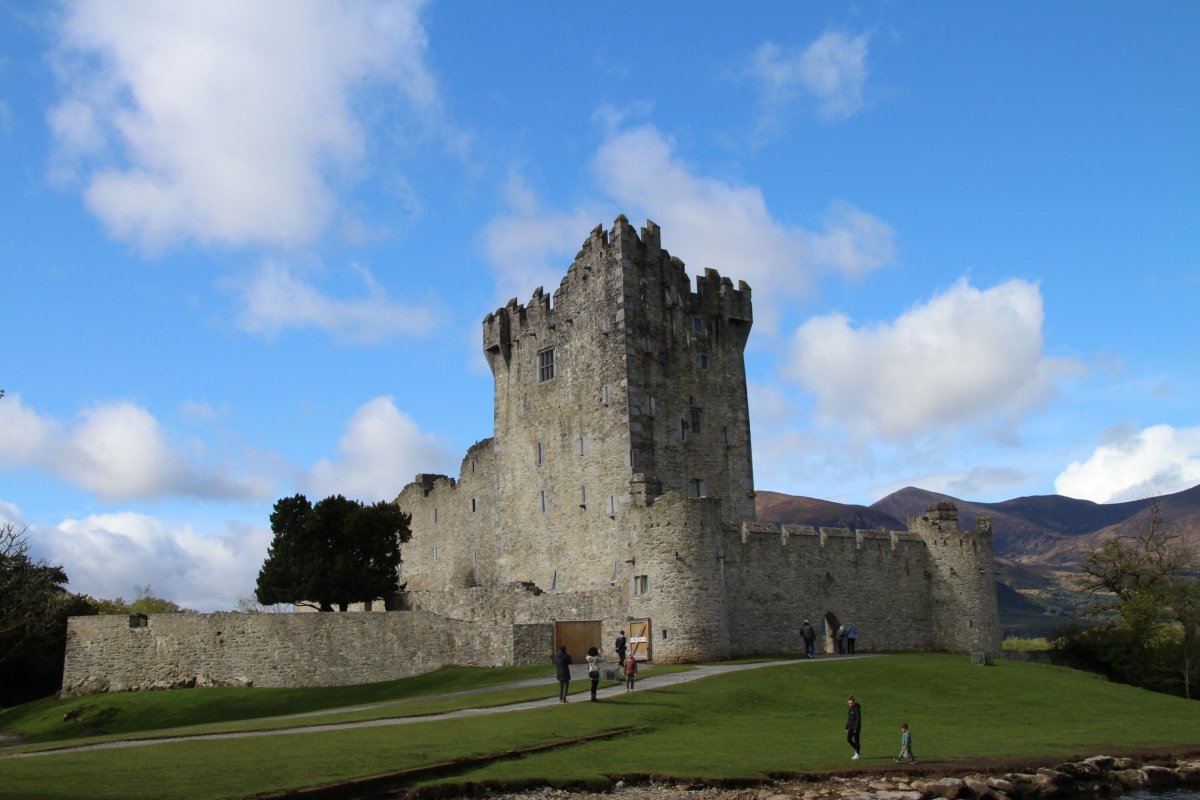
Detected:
[{"left": 739, "top": 521, "right": 921, "bottom": 549}]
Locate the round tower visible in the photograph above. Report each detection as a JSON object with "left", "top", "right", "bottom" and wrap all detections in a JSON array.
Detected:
[{"left": 629, "top": 491, "right": 731, "bottom": 662}]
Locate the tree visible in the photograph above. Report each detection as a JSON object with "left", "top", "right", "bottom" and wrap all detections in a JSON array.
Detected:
[
  {"left": 255, "top": 494, "right": 410, "bottom": 611},
  {"left": 1075, "top": 503, "right": 1200, "bottom": 698},
  {"left": 0, "top": 523, "right": 96, "bottom": 705},
  {"left": 0, "top": 523, "right": 71, "bottom": 665}
]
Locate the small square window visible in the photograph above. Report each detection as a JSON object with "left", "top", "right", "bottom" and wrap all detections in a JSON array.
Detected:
[
  {"left": 692, "top": 478, "right": 706, "bottom": 497},
  {"left": 633, "top": 575, "right": 650, "bottom": 596},
  {"left": 692, "top": 317, "right": 705, "bottom": 334},
  {"left": 699, "top": 353, "right": 710, "bottom": 370},
  {"left": 538, "top": 347, "right": 555, "bottom": 382}
]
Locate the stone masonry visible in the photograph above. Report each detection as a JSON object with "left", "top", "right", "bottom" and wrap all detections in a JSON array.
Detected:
[
  {"left": 395, "top": 217, "right": 1002, "bottom": 663},
  {"left": 61, "top": 217, "right": 1001, "bottom": 694}
]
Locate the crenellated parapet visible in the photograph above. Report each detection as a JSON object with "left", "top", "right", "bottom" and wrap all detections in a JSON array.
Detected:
[{"left": 738, "top": 521, "right": 922, "bottom": 550}]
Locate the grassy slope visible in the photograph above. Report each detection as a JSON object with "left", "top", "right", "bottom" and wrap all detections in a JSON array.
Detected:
[
  {"left": 0, "top": 664, "right": 554, "bottom": 744},
  {"left": 1, "top": 654, "right": 1198, "bottom": 800}
]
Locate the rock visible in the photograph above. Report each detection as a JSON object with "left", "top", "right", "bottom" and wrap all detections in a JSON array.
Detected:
[
  {"left": 985, "top": 778, "right": 1015, "bottom": 796},
  {"left": 1113, "top": 758, "right": 1135, "bottom": 770},
  {"left": 1142, "top": 766, "right": 1179, "bottom": 790},
  {"left": 1081, "top": 756, "right": 1114, "bottom": 771},
  {"left": 963, "top": 777, "right": 993, "bottom": 799},
  {"left": 1054, "top": 762, "right": 1100, "bottom": 780},
  {"left": 1114, "top": 769, "right": 1148, "bottom": 789},
  {"left": 922, "top": 778, "right": 967, "bottom": 799}
]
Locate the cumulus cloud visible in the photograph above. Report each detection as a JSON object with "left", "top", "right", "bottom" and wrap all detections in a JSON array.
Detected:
[
  {"left": 49, "top": 0, "right": 436, "bottom": 250},
  {"left": 0, "top": 394, "right": 268, "bottom": 502},
  {"left": 306, "top": 396, "right": 457, "bottom": 502},
  {"left": 479, "top": 173, "right": 601, "bottom": 304},
  {"left": 747, "top": 31, "right": 870, "bottom": 135},
  {"left": 591, "top": 125, "right": 895, "bottom": 327},
  {"left": 2, "top": 503, "right": 272, "bottom": 612},
  {"left": 226, "top": 259, "right": 441, "bottom": 343},
  {"left": 1055, "top": 424, "right": 1200, "bottom": 503},
  {"left": 785, "top": 278, "right": 1082, "bottom": 439}
]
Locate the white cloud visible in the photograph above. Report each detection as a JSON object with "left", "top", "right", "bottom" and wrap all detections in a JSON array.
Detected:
[
  {"left": 591, "top": 125, "right": 895, "bottom": 328},
  {"left": 479, "top": 172, "right": 601, "bottom": 304},
  {"left": 3, "top": 504, "right": 272, "bottom": 612},
  {"left": 747, "top": 31, "right": 870, "bottom": 135},
  {"left": 227, "top": 259, "right": 441, "bottom": 343},
  {"left": 0, "top": 394, "right": 268, "bottom": 502},
  {"left": 785, "top": 278, "right": 1082, "bottom": 438},
  {"left": 1055, "top": 424, "right": 1200, "bottom": 503},
  {"left": 49, "top": 0, "right": 436, "bottom": 250},
  {"left": 306, "top": 396, "right": 456, "bottom": 503}
]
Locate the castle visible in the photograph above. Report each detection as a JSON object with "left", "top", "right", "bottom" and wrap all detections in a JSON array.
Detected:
[
  {"left": 393, "top": 216, "right": 1001, "bottom": 662},
  {"left": 59, "top": 217, "right": 1000, "bottom": 696}
]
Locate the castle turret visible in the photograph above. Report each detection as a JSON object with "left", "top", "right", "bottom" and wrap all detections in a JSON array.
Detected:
[{"left": 910, "top": 502, "right": 1002, "bottom": 653}]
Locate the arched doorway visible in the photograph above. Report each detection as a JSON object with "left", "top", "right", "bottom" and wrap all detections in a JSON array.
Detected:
[{"left": 823, "top": 611, "right": 841, "bottom": 655}]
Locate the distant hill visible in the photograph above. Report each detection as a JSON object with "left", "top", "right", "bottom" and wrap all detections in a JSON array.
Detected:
[
  {"left": 754, "top": 482, "right": 1200, "bottom": 638},
  {"left": 755, "top": 491, "right": 903, "bottom": 530}
]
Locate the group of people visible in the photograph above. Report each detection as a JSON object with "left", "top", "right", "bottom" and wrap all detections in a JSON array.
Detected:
[
  {"left": 799, "top": 620, "right": 858, "bottom": 657},
  {"left": 553, "top": 629, "right": 915, "bottom": 766},
  {"left": 845, "top": 694, "right": 917, "bottom": 764},
  {"left": 553, "top": 629, "right": 638, "bottom": 703}
]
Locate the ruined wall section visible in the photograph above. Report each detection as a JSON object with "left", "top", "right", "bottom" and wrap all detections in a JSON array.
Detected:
[
  {"left": 395, "top": 439, "right": 499, "bottom": 592},
  {"left": 912, "top": 503, "right": 1003, "bottom": 653},
  {"left": 61, "top": 611, "right": 537, "bottom": 695},
  {"left": 722, "top": 524, "right": 935, "bottom": 655}
]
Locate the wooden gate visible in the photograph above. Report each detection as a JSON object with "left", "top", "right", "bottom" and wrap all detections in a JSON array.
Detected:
[
  {"left": 628, "top": 619, "right": 652, "bottom": 661},
  {"left": 554, "top": 621, "right": 601, "bottom": 662}
]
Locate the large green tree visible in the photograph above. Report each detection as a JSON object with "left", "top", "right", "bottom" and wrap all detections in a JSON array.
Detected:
[
  {"left": 255, "top": 494, "right": 410, "bottom": 611},
  {"left": 1070, "top": 503, "right": 1200, "bottom": 698},
  {"left": 0, "top": 523, "right": 96, "bottom": 705}
]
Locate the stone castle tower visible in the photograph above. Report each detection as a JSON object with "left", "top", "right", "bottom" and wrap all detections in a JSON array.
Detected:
[{"left": 396, "top": 217, "right": 1002, "bottom": 662}]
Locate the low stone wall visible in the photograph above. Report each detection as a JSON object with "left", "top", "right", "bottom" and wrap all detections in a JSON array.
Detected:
[{"left": 61, "top": 611, "right": 553, "bottom": 696}]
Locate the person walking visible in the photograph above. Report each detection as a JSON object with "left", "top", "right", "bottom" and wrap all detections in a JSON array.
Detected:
[
  {"left": 895, "top": 722, "right": 917, "bottom": 763},
  {"left": 846, "top": 623, "right": 858, "bottom": 655},
  {"left": 615, "top": 630, "right": 627, "bottom": 664},
  {"left": 800, "top": 619, "right": 817, "bottom": 658},
  {"left": 554, "top": 645, "right": 572, "bottom": 703},
  {"left": 623, "top": 652, "right": 638, "bottom": 691},
  {"left": 846, "top": 694, "right": 862, "bottom": 760},
  {"left": 836, "top": 624, "right": 848, "bottom": 654},
  {"left": 586, "top": 646, "right": 602, "bottom": 701}
]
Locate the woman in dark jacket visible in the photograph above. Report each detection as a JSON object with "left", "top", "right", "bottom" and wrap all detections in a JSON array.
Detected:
[
  {"left": 846, "top": 694, "right": 862, "bottom": 759},
  {"left": 554, "top": 646, "right": 573, "bottom": 703}
]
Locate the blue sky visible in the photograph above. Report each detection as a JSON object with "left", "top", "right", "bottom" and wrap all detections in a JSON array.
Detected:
[{"left": 2, "top": 1, "right": 1198, "bottom": 611}]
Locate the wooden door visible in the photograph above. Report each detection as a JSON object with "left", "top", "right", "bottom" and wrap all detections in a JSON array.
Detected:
[
  {"left": 627, "top": 619, "right": 652, "bottom": 661},
  {"left": 554, "top": 620, "right": 601, "bottom": 663}
]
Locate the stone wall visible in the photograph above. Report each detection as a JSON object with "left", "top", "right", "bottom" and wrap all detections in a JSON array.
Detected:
[
  {"left": 61, "top": 610, "right": 543, "bottom": 695},
  {"left": 723, "top": 524, "right": 936, "bottom": 655}
]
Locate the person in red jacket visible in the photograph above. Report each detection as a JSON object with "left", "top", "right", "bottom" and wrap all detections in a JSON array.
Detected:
[{"left": 623, "top": 653, "right": 638, "bottom": 691}]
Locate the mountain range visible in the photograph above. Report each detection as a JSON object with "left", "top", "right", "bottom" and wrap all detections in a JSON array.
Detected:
[{"left": 755, "top": 483, "right": 1200, "bottom": 638}]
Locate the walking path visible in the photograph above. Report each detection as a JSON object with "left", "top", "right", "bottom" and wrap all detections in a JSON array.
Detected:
[{"left": 2, "top": 656, "right": 867, "bottom": 760}]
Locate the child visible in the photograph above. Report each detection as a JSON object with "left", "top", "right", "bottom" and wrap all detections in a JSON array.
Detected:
[
  {"left": 895, "top": 722, "right": 917, "bottom": 763},
  {"left": 623, "top": 653, "right": 637, "bottom": 691}
]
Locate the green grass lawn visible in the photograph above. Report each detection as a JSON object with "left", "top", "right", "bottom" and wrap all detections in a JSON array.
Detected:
[{"left": 1, "top": 654, "right": 1198, "bottom": 800}]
